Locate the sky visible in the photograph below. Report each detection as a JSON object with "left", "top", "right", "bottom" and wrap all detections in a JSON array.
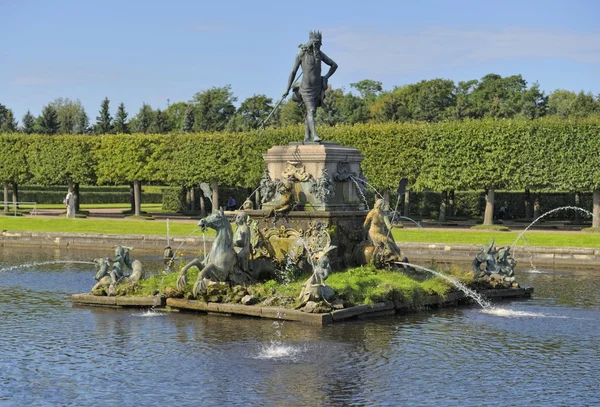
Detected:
[{"left": 1, "top": 0, "right": 599, "bottom": 124}]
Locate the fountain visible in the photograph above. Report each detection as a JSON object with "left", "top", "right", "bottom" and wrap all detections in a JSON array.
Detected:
[{"left": 72, "top": 30, "right": 533, "bottom": 322}]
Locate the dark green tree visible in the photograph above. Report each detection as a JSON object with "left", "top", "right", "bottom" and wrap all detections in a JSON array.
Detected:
[
  {"left": 191, "top": 85, "right": 237, "bottom": 132},
  {"left": 227, "top": 94, "right": 274, "bottom": 131},
  {"left": 571, "top": 91, "right": 599, "bottom": 117},
  {"left": 0, "top": 104, "right": 17, "bottom": 133},
  {"left": 279, "top": 99, "right": 304, "bottom": 125},
  {"left": 37, "top": 105, "right": 60, "bottom": 135},
  {"left": 133, "top": 103, "right": 154, "bottom": 134},
  {"left": 152, "top": 109, "right": 171, "bottom": 134},
  {"left": 21, "top": 110, "right": 36, "bottom": 134},
  {"left": 316, "top": 87, "right": 345, "bottom": 126},
  {"left": 183, "top": 104, "right": 195, "bottom": 133},
  {"left": 113, "top": 102, "right": 129, "bottom": 134},
  {"left": 340, "top": 93, "right": 369, "bottom": 124},
  {"left": 95, "top": 97, "right": 113, "bottom": 134},
  {"left": 75, "top": 110, "right": 90, "bottom": 134}
]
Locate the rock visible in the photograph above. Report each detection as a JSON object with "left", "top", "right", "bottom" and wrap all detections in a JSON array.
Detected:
[
  {"left": 511, "top": 282, "right": 520, "bottom": 288},
  {"left": 490, "top": 273, "right": 502, "bottom": 282},
  {"left": 206, "top": 281, "right": 229, "bottom": 296},
  {"left": 164, "top": 286, "right": 183, "bottom": 298},
  {"left": 504, "top": 276, "right": 516, "bottom": 283},
  {"left": 241, "top": 295, "right": 258, "bottom": 305},
  {"left": 262, "top": 297, "right": 279, "bottom": 307},
  {"left": 302, "top": 301, "right": 319, "bottom": 313},
  {"left": 332, "top": 298, "right": 345, "bottom": 309}
]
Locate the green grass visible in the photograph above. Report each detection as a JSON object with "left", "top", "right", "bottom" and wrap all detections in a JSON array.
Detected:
[
  {"left": 130, "top": 264, "right": 472, "bottom": 308},
  {"left": 391, "top": 228, "right": 600, "bottom": 248},
  {"left": 0, "top": 216, "right": 212, "bottom": 237},
  {"left": 2, "top": 215, "right": 600, "bottom": 248},
  {"left": 15, "top": 203, "right": 164, "bottom": 210}
]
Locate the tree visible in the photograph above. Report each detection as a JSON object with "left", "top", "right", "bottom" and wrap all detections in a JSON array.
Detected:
[
  {"left": 165, "top": 102, "right": 188, "bottom": 133},
  {"left": 191, "top": 85, "right": 237, "bottom": 132},
  {"left": 410, "top": 79, "right": 456, "bottom": 122},
  {"left": 95, "top": 97, "right": 113, "bottom": 134},
  {"left": 0, "top": 104, "right": 17, "bottom": 133},
  {"left": 113, "top": 102, "right": 129, "bottom": 134},
  {"left": 279, "top": 99, "right": 304, "bottom": 125},
  {"left": 227, "top": 94, "right": 274, "bottom": 132},
  {"left": 183, "top": 104, "right": 195, "bottom": 133},
  {"left": 340, "top": 93, "right": 369, "bottom": 124},
  {"left": 571, "top": 91, "right": 599, "bottom": 117},
  {"left": 49, "top": 98, "right": 87, "bottom": 134},
  {"left": 132, "top": 104, "right": 154, "bottom": 134},
  {"left": 445, "top": 80, "right": 478, "bottom": 119},
  {"left": 548, "top": 89, "right": 577, "bottom": 118},
  {"left": 75, "top": 110, "right": 90, "bottom": 134},
  {"left": 468, "top": 74, "right": 531, "bottom": 118},
  {"left": 37, "top": 105, "right": 60, "bottom": 135},
  {"left": 316, "top": 87, "right": 345, "bottom": 126},
  {"left": 21, "top": 110, "right": 36, "bottom": 134},
  {"left": 350, "top": 79, "right": 383, "bottom": 102},
  {"left": 152, "top": 109, "right": 171, "bottom": 134}
]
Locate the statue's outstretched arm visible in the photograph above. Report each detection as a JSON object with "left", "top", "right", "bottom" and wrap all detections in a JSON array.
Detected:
[
  {"left": 284, "top": 54, "right": 302, "bottom": 97},
  {"left": 320, "top": 51, "right": 338, "bottom": 80}
]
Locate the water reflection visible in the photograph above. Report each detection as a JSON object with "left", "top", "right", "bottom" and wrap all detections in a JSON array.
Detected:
[{"left": 0, "top": 246, "right": 599, "bottom": 406}]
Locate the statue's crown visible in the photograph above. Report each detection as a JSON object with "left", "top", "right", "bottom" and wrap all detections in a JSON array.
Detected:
[{"left": 309, "top": 30, "right": 322, "bottom": 41}]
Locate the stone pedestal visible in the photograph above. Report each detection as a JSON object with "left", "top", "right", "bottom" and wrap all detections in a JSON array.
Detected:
[{"left": 262, "top": 142, "right": 366, "bottom": 211}]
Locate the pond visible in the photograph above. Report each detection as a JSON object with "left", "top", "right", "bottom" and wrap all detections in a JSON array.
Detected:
[{"left": 1, "top": 246, "right": 598, "bottom": 407}]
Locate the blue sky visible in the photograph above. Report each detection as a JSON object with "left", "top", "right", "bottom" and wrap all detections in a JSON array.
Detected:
[{"left": 1, "top": 0, "right": 599, "bottom": 123}]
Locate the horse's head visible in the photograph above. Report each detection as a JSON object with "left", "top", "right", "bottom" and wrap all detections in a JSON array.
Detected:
[
  {"left": 94, "top": 258, "right": 110, "bottom": 281},
  {"left": 198, "top": 208, "right": 229, "bottom": 232}
]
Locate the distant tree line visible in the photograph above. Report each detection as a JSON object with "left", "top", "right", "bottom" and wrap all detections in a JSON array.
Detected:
[{"left": 1, "top": 74, "right": 599, "bottom": 135}]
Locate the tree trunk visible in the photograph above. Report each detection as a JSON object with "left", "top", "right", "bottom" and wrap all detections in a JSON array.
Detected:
[
  {"left": 129, "top": 183, "right": 135, "bottom": 212},
  {"left": 12, "top": 183, "right": 18, "bottom": 209},
  {"left": 524, "top": 188, "right": 532, "bottom": 221},
  {"left": 592, "top": 190, "right": 600, "bottom": 229},
  {"left": 74, "top": 183, "right": 80, "bottom": 212},
  {"left": 438, "top": 190, "right": 447, "bottom": 222},
  {"left": 211, "top": 181, "right": 219, "bottom": 212},
  {"left": 190, "top": 187, "right": 196, "bottom": 214},
  {"left": 574, "top": 191, "right": 581, "bottom": 223},
  {"left": 449, "top": 190, "right": 455, "bottom": 217},
  {"left": 533, "top": 197, "right": 541, "bottom": 220},
  {"left": 403, "top": 190, "right": 410, "bottom": 218},
  {"left": 133, "top": 180, "right": 142, "bottom": 216},
  {"left": 483, "top": 187, "right": 495, "bottom": 225},
  {"left": 383, "top": 190, "right": 390, "bottom": 211},
  {"left": 199, "top": 190, "right": 206, "bottom": 217},
  {"left": 3, "top": 181, "right": 8, "bottom": 212}
]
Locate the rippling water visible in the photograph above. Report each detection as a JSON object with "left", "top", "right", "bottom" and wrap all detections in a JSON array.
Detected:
[{"left": 1, "top": 246, "right": 599, "bottom": 406}]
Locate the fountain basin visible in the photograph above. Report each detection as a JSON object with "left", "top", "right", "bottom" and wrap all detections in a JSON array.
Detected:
[{"left": 71, "top": 287, "right": 533, "bottom": 326}]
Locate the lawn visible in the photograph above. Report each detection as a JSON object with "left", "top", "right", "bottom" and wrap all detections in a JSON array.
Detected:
[{"left": 2, "top": 215, "right": 600, "bottom": 247}]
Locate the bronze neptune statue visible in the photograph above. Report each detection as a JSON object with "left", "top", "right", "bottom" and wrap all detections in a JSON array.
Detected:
[{"left": 283, "top": 30, "right": 338, "bottom": 142}]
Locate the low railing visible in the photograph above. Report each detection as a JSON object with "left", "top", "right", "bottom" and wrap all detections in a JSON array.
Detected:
[{"left": 1, "top": 201, "right": 37, "bottom": 216}]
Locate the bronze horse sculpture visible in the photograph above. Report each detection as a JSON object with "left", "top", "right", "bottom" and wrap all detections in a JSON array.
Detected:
[{"left": 177, "top": 209, "right": 256, "bottom": 297}]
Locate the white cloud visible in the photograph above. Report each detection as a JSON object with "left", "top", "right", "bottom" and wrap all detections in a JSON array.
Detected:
[{"left": 326, "top": 26, "right": 600, "bottom": 76}]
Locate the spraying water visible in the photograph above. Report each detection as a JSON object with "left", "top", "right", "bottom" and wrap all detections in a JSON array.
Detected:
[
  {"left": 510, "top": 206, "right": 594, "bottom": 249},
  {"left": 395, "top": 261, "right": 493, "bottom": 310},
  {"left": 349, "top": 175, "right": 370, "bottom": 210},
  {"left": 0, "top": 260, "right": 97, "bottom": 273},
  {"left": 171, "top": 227, "right": 200, "bottom": 262}
]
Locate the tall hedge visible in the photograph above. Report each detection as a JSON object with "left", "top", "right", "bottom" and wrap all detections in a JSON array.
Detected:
[{"left": 1, "top": 119, "right": 599, "bottom": 217}]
